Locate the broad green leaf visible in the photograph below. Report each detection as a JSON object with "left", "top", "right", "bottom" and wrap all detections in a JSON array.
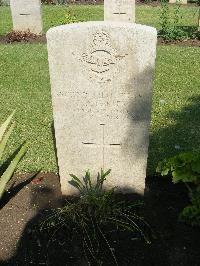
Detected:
[
  {"left": 0, "top": 111, "right": 15, "bottom": 143},
  {"left": 0, "top": 142, "right": 28, "bottom": 200},
  {"left": 161, "top": 167, "right": 170, "bottom": 176},
  {"left": 172, "top": 169, "right": 198, "bottom": 184},
  {"left": 0, "top": 123, "right": 15, "bottom": 162}
]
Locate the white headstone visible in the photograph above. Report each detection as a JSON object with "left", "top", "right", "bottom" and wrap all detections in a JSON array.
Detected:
[
  {"left": 10, "top": 0, "right": 43, "bottom": 34},
  {"left": 104, "top": 0, "right": 135, "bottom": 23},
  {"left": 169, "top": 0, "right": 187, "bottom": 4},
  {"left": 47, "top": 22, "right": 157, "bottom": 196}
]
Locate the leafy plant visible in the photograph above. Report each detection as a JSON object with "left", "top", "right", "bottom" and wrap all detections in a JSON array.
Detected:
[
  {"left": 40, "top": 169, "right": 151, "bottom": 265},
  {"left": 159, "top": 0, "right": 170, "bottom": 36},
  {"left": 158, "top": 0, "right": 199, "bottom": 41},
  {"left": 156, "top": 151, "right": 200, "bottom": 226},
  {"left": 69, "top": 169, "right": 111, "bottom": 199},
  {"left": 0, "top": 112, "right": 28, "bottom": 201}
]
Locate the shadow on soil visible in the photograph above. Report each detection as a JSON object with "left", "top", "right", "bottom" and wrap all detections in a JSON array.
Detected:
[
  {"left": 1, "top": 176, "right": 200, "bottom": 266},
  {"left": 0, "top": 172, "right": 39, "bottom": 209}
]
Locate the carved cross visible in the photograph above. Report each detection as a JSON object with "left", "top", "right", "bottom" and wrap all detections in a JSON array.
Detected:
[{"left": 82, "top": 124, "right": 121, "bottom": 168}]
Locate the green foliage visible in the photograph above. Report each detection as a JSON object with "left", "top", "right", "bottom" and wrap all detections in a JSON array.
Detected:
[
  {"left": 157, "top": 151, "right": 200, "bottom": 226},
  {"left": 41, "top": 170, "right": 151, "bottom": 265},
  {"left": 63, "top": 12, "right": 79, "bottom": 24},
  {"left": 158, "top": 0, "right": 199, "bottom": 41},
  {"left": 1, "top": 5, "right": 198, "bottom": 36},
  {"left": 51, "top": 10, "right": 79, "bottom": 27},
  {"left": 156, "top": 151, "right": 200, "bottom": 184},
  {"left": 69, "top": 169, "right": 111, "bottom": 199},
  {"left": 0, "top": 112, "right": 27, "bottom": 200},
  {"left": 180, "top": 186, "right": 200, "bottom": 226}
]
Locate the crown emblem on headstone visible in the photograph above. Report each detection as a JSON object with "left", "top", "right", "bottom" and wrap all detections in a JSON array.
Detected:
[{"left": 81, "top": 31, "right": 126, "bottom": 83}]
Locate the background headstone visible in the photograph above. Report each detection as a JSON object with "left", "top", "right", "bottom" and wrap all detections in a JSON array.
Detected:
[
  {"left": 47, "top": 22, "right": 157, "bottom": 196},
  {"left": 104, "top": 0, "right": 135, "bottom": 23},
  {"left": 169, "top": 0, "right": 187, "bottom": 4},
  {"left": 10, "top": 0, "right": 43, "bottom": 34}
]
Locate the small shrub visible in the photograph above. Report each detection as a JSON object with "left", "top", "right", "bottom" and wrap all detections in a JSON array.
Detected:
[
  {"left": 40, "top": 169, "right": 151, "bottom": 265},
  {"left": 157, "top": 151, "right": 200, "bottom": 226},
  {"left": 158, "top": 0, "right": 199, "bottom": 41}
]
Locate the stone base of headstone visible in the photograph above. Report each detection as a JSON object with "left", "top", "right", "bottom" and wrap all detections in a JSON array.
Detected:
[
  {"left": 10, "top": 0, "right": 43, "bottom": 35},
  {"left": 47, "top": 22, "right": 157, "bottom": 196}
]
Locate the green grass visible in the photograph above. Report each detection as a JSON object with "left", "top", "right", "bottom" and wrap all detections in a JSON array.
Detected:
[
  {"left": 0, "top": 44, "right": 200, "bottom": 174},
  {"left": 149, "top": 46, "right": 200, "bottom": 173},
  {"left": 0, "top": 4, "right": 199, "bottom": 174},
  {"left": 0, "top": 4, "right": 199, "bottom": 35},
  {"left": 0, "top": 44, "right": 57, "bottom": 172}
]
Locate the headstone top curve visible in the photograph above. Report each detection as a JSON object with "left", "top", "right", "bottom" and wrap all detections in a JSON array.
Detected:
[{"left": 46, "top": 21, "right": 157, "bottom": 38}]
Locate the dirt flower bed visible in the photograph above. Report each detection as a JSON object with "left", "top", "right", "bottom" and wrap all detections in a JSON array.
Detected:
[
  {"left": 0, "top": 173, "right": 200, "bottom": 265},
  {"left": 0, "top": 31, "right": 47, "bottom": 44},
  {"left": 0, "top": 32, "right": 200, "bottom": 47}
]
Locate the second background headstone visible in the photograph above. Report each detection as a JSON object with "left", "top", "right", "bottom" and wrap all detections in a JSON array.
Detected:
[{"left": 104, "top": 0, "right": 135, "bottom": 23}]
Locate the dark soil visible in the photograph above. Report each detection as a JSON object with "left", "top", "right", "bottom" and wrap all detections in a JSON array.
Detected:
[
  {"left": 0, "top": 33, "right": 199, "bottom": 47},
  {"left": 0, "top": 34, "right": 47, "bottom": 45},
  {"left": 157, "top": 37, "right": 200, "bottom": 47},
  {"left": 0, "top": 173, "right": 200, "bottom": 265}
]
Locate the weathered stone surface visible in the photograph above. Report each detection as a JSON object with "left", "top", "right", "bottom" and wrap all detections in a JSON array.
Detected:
[
  {"left": 104, "top": 0, "right": 135, "bottom": 23},
  {"left": 169, "top": 0, "right": 187, "bottom": 4},
  {"left": 47, "top": 22, "right": 157, "bottom": 195},
  {"left": 10, "top": 0, "right": 42, "bottom": 34}
]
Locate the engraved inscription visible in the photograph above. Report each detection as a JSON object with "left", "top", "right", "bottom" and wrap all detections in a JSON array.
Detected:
[
  {"left": 82, "top": 50, "right": 115, "bottom": 74},
  {"left": 113, "top": 13, "right": 127, "bottom": 15},
  {"left": 80, "top": 31, "right": 126, "bottom": 83}
]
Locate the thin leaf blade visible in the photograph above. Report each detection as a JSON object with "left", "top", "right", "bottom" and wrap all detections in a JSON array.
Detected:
[
  {"left": 0, "top": 111, "right": 15, "bottom": 143},
  {"left": 0, "top": 142, "right": 28, "bottom": 199},
  {"left": 0, "top": 123, "right": 15, "bottom": 162}
]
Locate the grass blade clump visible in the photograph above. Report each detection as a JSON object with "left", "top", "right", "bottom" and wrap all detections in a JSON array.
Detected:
[
  {"left": 41, "top": 169, "right": 151, "bottom": 265},
  {"left": 0, "top": 112, "right": 27, "bottom": 200}
]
